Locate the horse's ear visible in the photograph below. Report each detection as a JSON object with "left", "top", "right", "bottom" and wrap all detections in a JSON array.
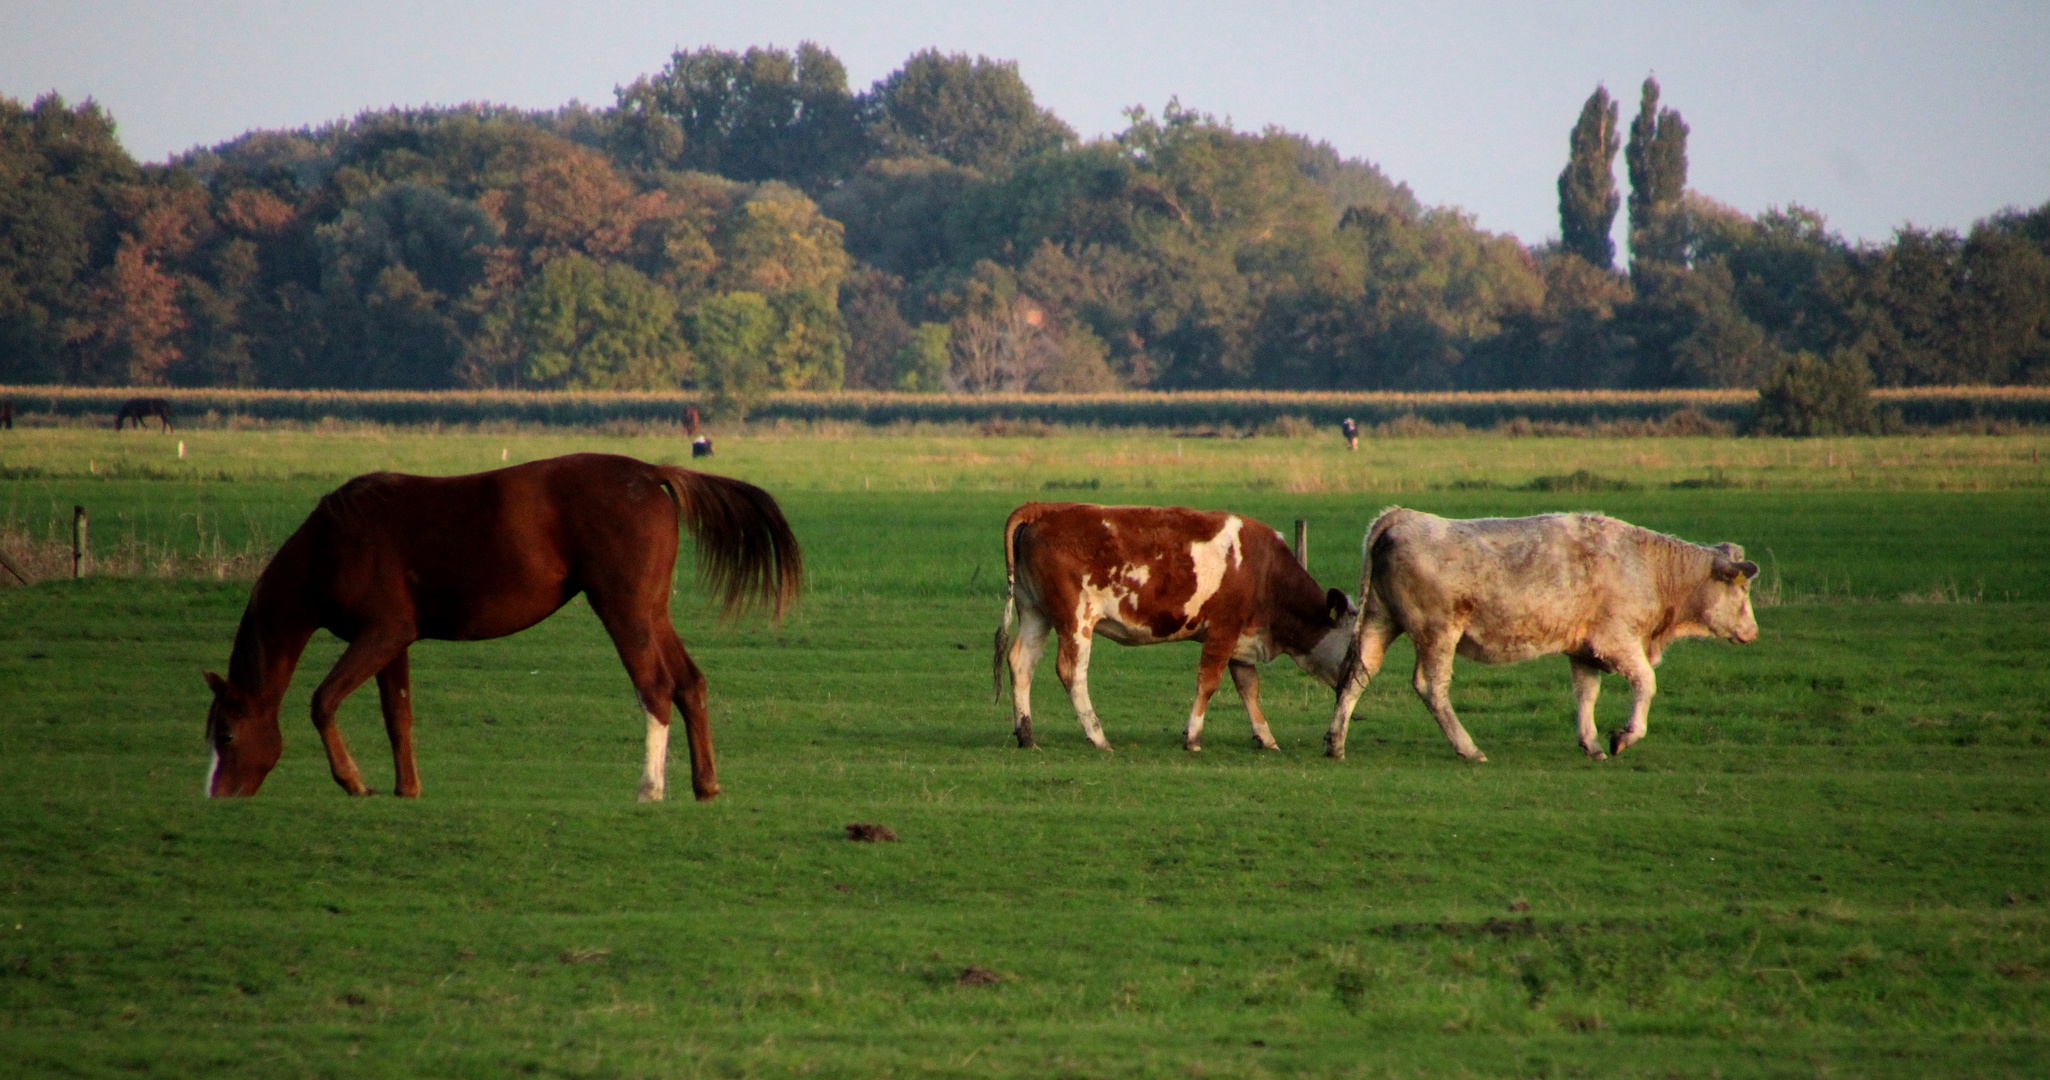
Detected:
[{"left": 203, "top": 671, "right": 231, "bottom": 699}]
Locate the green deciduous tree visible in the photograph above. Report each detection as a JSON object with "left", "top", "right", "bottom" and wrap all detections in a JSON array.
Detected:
[
  {"left": 689, "top": 290, "right": 777, "bottom": 416},
  {"left": 865, "top": 50, "right": 1076, "bottom": 173},
  {"left": 0, "top": 94, "right": 144, "bottom": 383},
  {"left": 513, "top": 254, "right": 687, "bottom": 389},
  {"left": 837, "top": 266, "right": 912, "bottom": 389},
  {"left": 613, "top": 43, "right": 867, "bottom": 191},
  {"left": 1626, "top": 77, "right": 1689, "bottom": 278},
  {"left": 1558, "top": 86, "right": 1621, "bottom": 270},
  {"left": 891, "top": 321, "right": 951, "bottom": 391},
  {"left": 1752, "top": 349, "right": 1876, "bottom": 435}
]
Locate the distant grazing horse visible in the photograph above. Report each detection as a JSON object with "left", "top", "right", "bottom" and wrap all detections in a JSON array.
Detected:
[
  {"left": 0, "top": 400, "right": 13, "bottom": 430},
  {"left": 203, "top": 453, "right": 802, "bottom": 802},
  {"left": 116, "top": 396, "right": 173, "bottom": 431}
]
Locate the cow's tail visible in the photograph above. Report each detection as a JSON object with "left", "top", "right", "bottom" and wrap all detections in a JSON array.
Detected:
[
  {"left": 991, "top": 513, "right": 1028, "bottom": 702},
  {"left": 1341, "top": 506, "right": 1407, "bottom": 686},
  {"left": 991, "top": 505, "right": 1049, "bottom": 702},
  {"left": 654, "top": 466, "right": 803, "bottom": 619}
]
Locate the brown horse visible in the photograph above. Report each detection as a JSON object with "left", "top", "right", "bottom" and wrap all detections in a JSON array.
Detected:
[
  {"left": 116, "top": 396, "right": 173, "bottom": 430},
  {"left": 203, "top": 453, "right": 801, "bottom": 802}
]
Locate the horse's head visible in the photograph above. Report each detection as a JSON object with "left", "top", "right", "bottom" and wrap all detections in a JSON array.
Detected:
[{"left": 204, "top": 671, "right": 281, "bottom": 797}]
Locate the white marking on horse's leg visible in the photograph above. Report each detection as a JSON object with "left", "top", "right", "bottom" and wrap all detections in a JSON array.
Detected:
[
  {"left": 205, "top": 748, "right": 219, "bottom": 797},
  {"left": 639, "top": 711, "right": 669, "bottom": 802}
]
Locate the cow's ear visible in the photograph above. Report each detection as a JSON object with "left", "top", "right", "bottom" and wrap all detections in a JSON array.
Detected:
[
  {"left": 1711, "top": 558, "right": 1755, "bottom": 584},
  {"left": 1327, "top": 587, "right": 1352, "bottom": 620}
]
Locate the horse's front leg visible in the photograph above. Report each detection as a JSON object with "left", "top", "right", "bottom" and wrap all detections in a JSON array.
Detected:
[
  {"left": 375, "top": 649, "right": 421, "bottom": 797},
  {"left": 310, "top": 630, "right": 411, "bottom": 796}
]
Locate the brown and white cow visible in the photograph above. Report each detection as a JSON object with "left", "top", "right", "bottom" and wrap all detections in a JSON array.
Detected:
[
  {"left": 994, "top": 502, "right": 1357, "bottom": 751},
  {"left": 1326, "top": 507, "right": 1759, "bottom": 762}
]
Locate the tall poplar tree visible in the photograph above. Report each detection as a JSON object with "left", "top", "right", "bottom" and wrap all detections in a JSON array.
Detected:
[
  {"left": 1625, "top": 76, "right": 1689, "bottom": 277},
  {"left": 1557, "top": 85, "right": 1621, "bottom": 269}
]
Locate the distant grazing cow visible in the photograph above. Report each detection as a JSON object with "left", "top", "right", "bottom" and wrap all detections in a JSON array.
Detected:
[
  {"left": 1326, "top": 508, "right": 1759, "bottom": 762},
  {"left": 0, "top": 400, "right": 13, "bottom": 430},
  {"left": 995, "top": 502, "right": 1357, "bottom": 751},
  {"left": 115, "top": 397, "right": 173, "bottom": 431},
  {"left": 691, "top": 436, "right": 713, "bottom": 458},
  {"left": 1341, "top": 417, "right": 1358, "bottom": 450}
]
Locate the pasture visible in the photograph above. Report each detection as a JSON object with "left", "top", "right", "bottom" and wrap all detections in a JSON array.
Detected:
[{"left": 3, "top": 424, "right": 2048, "bottom": 1077}]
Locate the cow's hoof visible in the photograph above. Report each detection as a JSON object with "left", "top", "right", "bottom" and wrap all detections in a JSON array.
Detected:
[
  {"left": 1607, "top": 731, "right": 1626, "bottom": 756},
  {"left": 1184, "top": 742, "right": 1202, "bottom": 752},
  {"left": 1015, "top": 717, "right": 1036, "bottom": 749},
  {"left": 692, "top": 785, "right": 721, "bottom": 802},
  {"left": 1325, "top": 747, "right": 1346, "bottom": 759},
  {"left": 638, "top": 782, "right": 664, "bottom": 802},
  {"left": 1585, "top": 749, "right": 1609, "bottom": 761}
]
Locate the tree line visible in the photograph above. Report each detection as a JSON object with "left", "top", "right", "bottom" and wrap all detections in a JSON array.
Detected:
[{"left": 3, "top": 47, "right": 2045, "bottom": 408}]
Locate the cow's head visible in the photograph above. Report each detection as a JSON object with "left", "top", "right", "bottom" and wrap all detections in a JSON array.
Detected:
[
  {"left": 1701, "top": 543, "right": 1761, "bottom": 645},
  {"left": 204, "top": 671, "right": 283, "bottom": 797},
  {"left": 1292, "top": 588, "right": 1360, "bottom": 687}
]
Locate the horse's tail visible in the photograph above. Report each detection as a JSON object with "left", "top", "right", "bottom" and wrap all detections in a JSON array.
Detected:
[{"left": 654, "top": 466, "right": 803, "bottom": 619}]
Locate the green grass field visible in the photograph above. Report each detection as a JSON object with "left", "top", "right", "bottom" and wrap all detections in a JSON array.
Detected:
[{"left": 3, "top": 426, "right": 2047, "bottom": 1077}]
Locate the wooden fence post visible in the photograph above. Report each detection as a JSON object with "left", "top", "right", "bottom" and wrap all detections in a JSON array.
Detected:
[
  {"left": 1293, "top": 519, "right": 1308, "bottom": 568},
  {"left": 72, "top": 505, "right": 87, "bottom": 579}
]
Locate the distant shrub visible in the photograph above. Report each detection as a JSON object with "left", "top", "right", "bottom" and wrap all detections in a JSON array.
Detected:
[
  {"left": 1752, "top": 351, "right": 1876, "bottom": 436},
  {"left": 1520, "top": 470, "right": 1638, "bottom": 493}
]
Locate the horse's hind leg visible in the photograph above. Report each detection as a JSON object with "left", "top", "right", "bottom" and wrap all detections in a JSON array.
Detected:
[
  {"left": 375, "top": 649, "right": 421, "bottom": 797},
  {"left": 592, "top": 592, "right": 719, "bottom": 803},
  {"left": 310, "top": 630, "right": 411, "bottom": 796},
  {"left": 660, "top": 627, "right": 718, "bottom": 801}
]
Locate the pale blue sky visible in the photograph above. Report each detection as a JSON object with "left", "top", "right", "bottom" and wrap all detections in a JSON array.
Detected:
[{"left": 5, "top": 1, "right": 2045, "bottom": 248}]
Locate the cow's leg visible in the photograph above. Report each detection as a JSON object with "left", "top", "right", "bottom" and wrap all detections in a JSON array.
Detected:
[
  {"left": 1569, "top": 658, "right": 1609, "bottom": 760},
  {"left": 1055, "top": 628, "right": 1112, "bottom": 750},
  {"left": 310, "top": 629, "right": 414, "bottom": 795},
  {"left": 1230, "top": 660, "right": 1279, "bottom": 750},
  {"left": 1183, "top": 636, "right": 1235, "bottom": 752},
  {"left": 1007, "top": 606, "right": 1052, "bottom": 748},
  {"left": 374, "top": 649, "right": 422, "bottom": 797},
  {"left": 1326, "top": 614, "right": 1400, "bottom": 759},
  {"left": 1411, "top": 627, "right": 1485, "bottom": 761},
  {"left": 1606, "top": 648, "right": 1658, "bottom": 756}
]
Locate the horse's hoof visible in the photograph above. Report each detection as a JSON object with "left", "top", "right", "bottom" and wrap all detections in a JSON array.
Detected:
[{"left": 692, "top": 786, "right": 720, "bottom": 802}]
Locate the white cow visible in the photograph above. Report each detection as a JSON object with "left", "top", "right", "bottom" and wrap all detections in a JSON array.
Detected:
[{"left": 1326, "top": 507, "right": 1759, "bottom": 761}]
